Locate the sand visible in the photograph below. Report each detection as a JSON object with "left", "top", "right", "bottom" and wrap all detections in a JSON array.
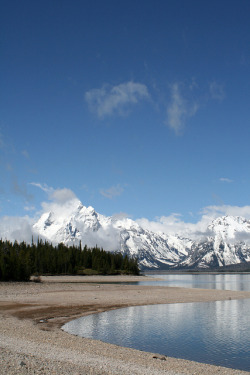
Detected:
[{"left": 1, "top": 275, "right": 250, "bottom": 374}]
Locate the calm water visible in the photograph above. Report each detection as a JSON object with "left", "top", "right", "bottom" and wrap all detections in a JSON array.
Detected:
[
  {"left": 62, "top": 274, "right": 250, "bottom": 371},
  {"left": 142, "top": 273, "right": 250, "bottom": 291}
]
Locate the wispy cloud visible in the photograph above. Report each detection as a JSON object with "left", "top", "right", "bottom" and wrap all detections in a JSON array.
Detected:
[
  {"left": 219, "top": 177, "right": 233, "bottom": 183},
  {"left": 30, "top": 182, "right": 52, "bottom": 194},
  {"left": 12, "top": 177, "right": 33, "bottom": 201},
  {"left": 100, "top": 184, "right": 124, "bottom": 199},
  {"left": 85, "top": 81, "right": 149, "bottom": 118},
  {"left": 30, "top": 182, "right": 77, "bottom": 204},
  {"left": 24, "top": 205, "right": 36, "bottom": 211},
  {"left": 166, "top": 82, "right": 199, "bottom": 134},
  {"left": 209, "top": 81, "right": 225, "bottom": 101},
  {"left": 21, "top": 150, "right": 29, "bottom": 159}
]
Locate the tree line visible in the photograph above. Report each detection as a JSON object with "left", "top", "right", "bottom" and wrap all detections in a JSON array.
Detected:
[{"left": 0, "top": 239, "right": 140, "bottom": 281}]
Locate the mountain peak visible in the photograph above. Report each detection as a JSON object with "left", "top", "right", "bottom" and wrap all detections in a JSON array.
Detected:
[
  {"left": 208, "top": 215, "right": 250, "bottom": 239},
  {"left": 32, "top": 205, "right": 250, "bottom": 270}
]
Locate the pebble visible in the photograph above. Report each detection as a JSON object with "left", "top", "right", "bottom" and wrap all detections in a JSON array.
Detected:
[{"left": 1, "top": 280, "right": 249, "bottom": 375}]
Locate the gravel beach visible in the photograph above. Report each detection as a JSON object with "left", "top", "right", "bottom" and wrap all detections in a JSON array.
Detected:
[{"left": 1, "top": 275, "right": 250, "bottom": 375}]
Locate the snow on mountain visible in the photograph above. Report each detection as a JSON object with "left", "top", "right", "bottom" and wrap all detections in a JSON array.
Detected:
[
  {"left": 179, "top": 216, "right": 250, "bottom": 269},
  {"left": 33, "top": 201, "right": 250, "bottom": 270},
  {"left": 208, "top": 215, "right": 250, "bottom": 240},
  {"left": 112, "top": 217, "right": 193, "bottom": 269},
  {"left": 33, "top": 200, "right": 193, "bottom": 269},
  {"left": 33, "top": 199, "right": 113, "bottom": 248}
]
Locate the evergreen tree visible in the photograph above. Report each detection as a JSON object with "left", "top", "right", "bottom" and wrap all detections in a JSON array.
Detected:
[{"left": 0, "top": 239, "right": 140, "bottom": 281}]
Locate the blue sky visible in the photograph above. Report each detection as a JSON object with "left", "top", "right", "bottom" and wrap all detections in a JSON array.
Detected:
[{"left": 1, "top": 0, "right": 250, "bottom": 235}]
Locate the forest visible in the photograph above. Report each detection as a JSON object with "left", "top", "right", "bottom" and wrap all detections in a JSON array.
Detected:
[{"left": 0, "top": 239, "right": 140, "bottom": 281}]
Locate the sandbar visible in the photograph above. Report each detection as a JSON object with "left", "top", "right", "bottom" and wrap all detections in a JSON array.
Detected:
[{"left": 1, "top": 275, "right": 250, "bottom": 374}]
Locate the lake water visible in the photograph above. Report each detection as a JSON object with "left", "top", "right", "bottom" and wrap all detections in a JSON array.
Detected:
[
  {"left": 142, "top": 273, "right": 250, "bottom": 291},
  {"left": 62, "top": 274, "right": 250, "bottom": 371}
]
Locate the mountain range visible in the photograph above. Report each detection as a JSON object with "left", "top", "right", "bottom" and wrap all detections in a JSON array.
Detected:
[{"left": 33, "top": 198, "right": 250, "bottom": 270}]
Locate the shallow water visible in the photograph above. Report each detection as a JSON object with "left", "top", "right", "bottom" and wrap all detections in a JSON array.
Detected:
[
  {"left": 62, "top": 274, "right": 250, "bottom": 371},
  {"left": 142, "top": 273, "right": 250, "bottom": 291},
  {"left": 99, "top": 273, "right": 250, "bottom": 291}
]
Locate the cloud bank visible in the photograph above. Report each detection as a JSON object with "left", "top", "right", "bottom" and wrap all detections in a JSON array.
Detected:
[
  {"left": 2, "top": 185, "right": 250, "bottom": 246},
  {"left": 137, "top": 204, "right": 250, "bottom": 239},
  {"left": 85, "top": 81, "right": 149, "bottom": 118},
  {"left": 0, "top": 215, "right": 36, "bottom": 243}
]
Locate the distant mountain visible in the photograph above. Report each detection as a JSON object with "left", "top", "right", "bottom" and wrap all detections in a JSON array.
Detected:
[
  {"left": 178, "top": 216, "right": 250, "bottom": 269},
  {"left": 33, "top": 199, "right": 250, "bottom": 270}
]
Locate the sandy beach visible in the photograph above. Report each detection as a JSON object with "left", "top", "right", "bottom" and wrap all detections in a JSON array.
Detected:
[{"left": 1, "top": 275, "right": 250, "bottom": 375}]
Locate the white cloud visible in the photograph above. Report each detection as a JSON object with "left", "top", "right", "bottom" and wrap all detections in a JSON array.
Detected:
[
  {"left": 30, "top": 183, "right": 76, "bottom": 204},
  {"left": 30, "top": 182, "right": 52, "bottom": 194},
  {"left": 219, "top": 177, "right": 233, "bottom": 183},
  {"left": 100, "top": 184, "right": 124, "bottom": 199},
  {"left": 111, "top": 212, "right": 130, "bottom": 220},
  {"left": 0, "top": 187, "right": 80, "bottom": 243},
  {"left": 30, "top": 184, "right": 79, "bottom": 220},
  {"left": 40, "top": 188, "right": 79, "bottom": 221},
  {"left": 166, "top": 82, "right": 199, "bottom": 134},
  {"left": 85, "top": 81, "right": 149, "bottom": 118},
  {"left": 49, "top": 188, "right": 77, "bottom": 204},
  {"left": 137, "top": 204, "right": 250, "bottom": 240},
  {"left": 234, "top": 231, "right": 250, "bottom": 244},
  {"left": 75, "top": 225, "right": 121, "bottom": 251},
  {"left": 209, "top": 81, "right": 225, "bottom": 101},
  {"left": 0, "top": 215, "right": 36, "bottom": 243},
  {"left": 24, "top": 205, "right": 36, "bottom": 211},
  {"left": 137, "top": 213, "right": 209, "bottom": 239},
  {"left": 2, "top": 182, "right": 250, "bottom": 248},
  {"left": 201, "top": 204, "right": 250, "bottom": 219}
]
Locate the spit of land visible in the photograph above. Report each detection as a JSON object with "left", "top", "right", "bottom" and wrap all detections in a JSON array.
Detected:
[{"left": 1, "top": 275, "right": 250, "bottom": 375}]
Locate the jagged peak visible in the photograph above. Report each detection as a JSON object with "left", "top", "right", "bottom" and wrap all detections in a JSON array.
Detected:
[
  {"left": 32, "top": 205, "right": 250, "bottom": 270},
  {"left": 210, "top": 215, "right": 247, "bottom": 225},
  {"left": 208, "top": 215, "right": 249, "bottom": 230}
]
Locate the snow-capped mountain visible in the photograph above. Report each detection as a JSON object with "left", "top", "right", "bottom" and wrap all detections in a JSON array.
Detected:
[
  {"left": 178, "top": 216, "right": 250, "bottom": 269},
  {"left": 33, "top": 200, "right": 250, "bottom": 270},
  {"left": 34, "top": 200, "right": 110, "bottom": 244}
]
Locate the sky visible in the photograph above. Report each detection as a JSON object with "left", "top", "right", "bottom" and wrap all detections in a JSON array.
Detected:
[{"left": 1, "top": 0, "right": 250, "bottom": 241}]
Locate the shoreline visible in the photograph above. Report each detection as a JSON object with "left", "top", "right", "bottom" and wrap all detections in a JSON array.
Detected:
[{"left": 1, "top": 275, "right": 250, "bottom": 374}]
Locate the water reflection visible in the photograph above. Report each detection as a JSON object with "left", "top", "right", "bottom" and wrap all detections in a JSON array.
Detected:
[
  {"left": 63, "top": 298, "right": 250, "bottom": 371},
  {"left": 142, "top": 273, "right": 250, "bottom": 291}
]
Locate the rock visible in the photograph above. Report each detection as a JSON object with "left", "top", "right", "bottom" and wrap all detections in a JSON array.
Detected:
[{"left": 152, "top": 355, "right": 167, "bottom": 361}]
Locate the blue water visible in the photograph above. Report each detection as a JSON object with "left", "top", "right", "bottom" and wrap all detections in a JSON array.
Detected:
[
  {"left": 142, "top": 273, "right": 250, "bottom": 291},
  {"left": 62, "top": 274, "right": 250, "bottom": 371},
  {"left": 99, "top": 273, "right": 250, "bottom": 291}
]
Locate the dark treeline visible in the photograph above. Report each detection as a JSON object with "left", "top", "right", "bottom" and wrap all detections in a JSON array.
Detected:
[{"left": 0, "top": 239, "right": 140, "bottom": 281}]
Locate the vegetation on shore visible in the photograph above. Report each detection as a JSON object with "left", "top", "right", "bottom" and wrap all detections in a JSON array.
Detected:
[{"left": 0, "top": 239, "right": 140, "bottom": 281}]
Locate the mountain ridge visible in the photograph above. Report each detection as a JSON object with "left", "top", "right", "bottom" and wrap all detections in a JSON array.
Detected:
[{"left": 33, "top": 200, "right": 250, "bottom": 270}]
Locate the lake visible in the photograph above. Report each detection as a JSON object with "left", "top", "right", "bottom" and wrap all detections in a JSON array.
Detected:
[
  {"left": 141, "top": 272, "right": 250, "bottom": 291},
  {"left": 62, "top": 274, "right": 250, "bottom": 371}
]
